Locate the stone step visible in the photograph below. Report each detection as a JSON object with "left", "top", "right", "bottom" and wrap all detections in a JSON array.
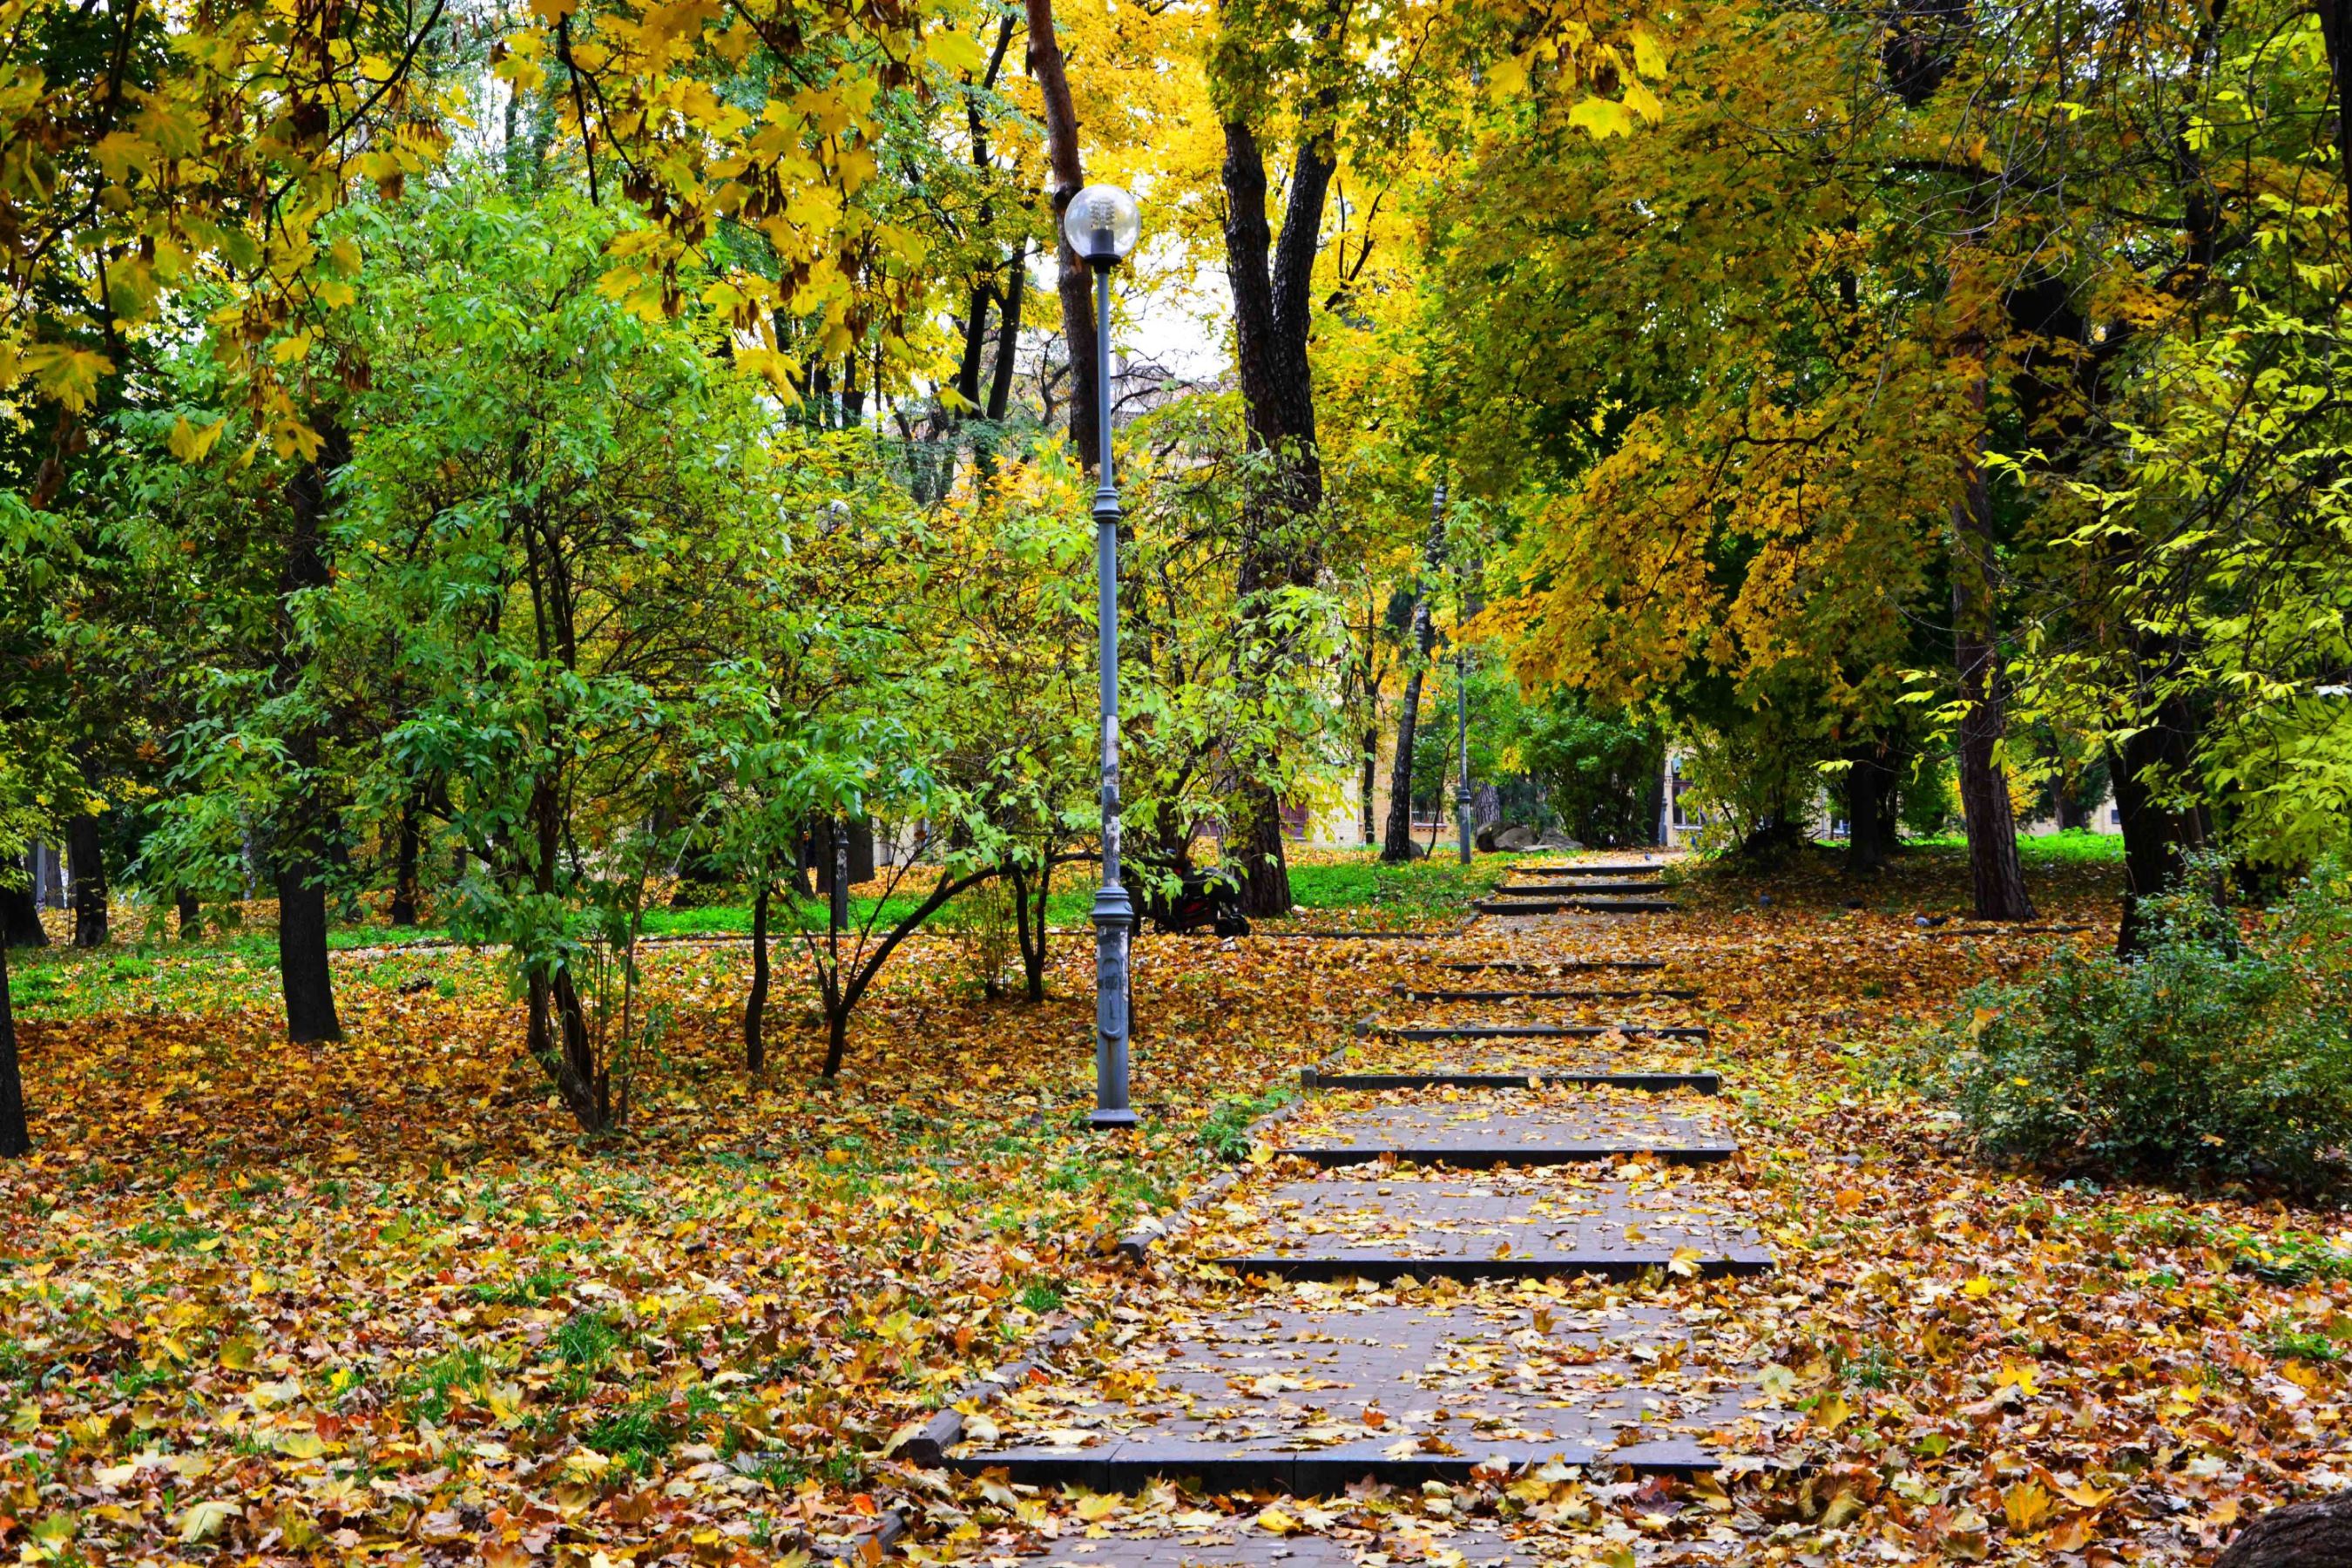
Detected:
[
  {"left": 1372, "top": 1023, "right": 1712, "bottom": 1043},
  {"left": 945, "top": 1297, "right": 1768, "bottom": 1490},
  {"left": 1397, "top": 986, "right": 1701, "bottom": 1002},
  {"left": 1281, "top": 1100, "right": 1737, "bottom": 1167},
  {"left": 1303, "top": 1066, "right": 1720, "bottom": 1094},
  {"left": 1490, "top": 881, "right": 1661, "bottom": 896},
  {"left": 1436, "top": 957, "right": 1665, "bottom": 973},
  {"left": 1475, "top": 898, "right": 1679, "bottom": 915},
  {"left": 1508, "top": 862, "right": 1667, "bottom": 876},
  {"left": 1208, "top": 1174, "right": 1773, "bottom": 1282}
]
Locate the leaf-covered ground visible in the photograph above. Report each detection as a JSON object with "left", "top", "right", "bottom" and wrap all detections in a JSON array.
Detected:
[{"left": 2, "top": 842, "right": 2346, "bottom": 1565}]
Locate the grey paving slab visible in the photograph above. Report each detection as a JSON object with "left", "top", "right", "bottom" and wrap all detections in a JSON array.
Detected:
[
  {"left": 1375, "top": 1024, "right": 1711, "bottom": 1043},
  {"left": 1207, "top": 1174, "right": 1772, "bottom": 1281},
  {"left": 1303, "top": 1068, "right": 1720, "bottom": 1095},
  {"left": 1436, "top": 960, "right": 1665, "bottom": 973},
  {"left": 1507, "top": 863, "right": 1668, "bottom": 876},
  {"left": 950, "top": 1297, "right": 1773, "bottom": 1490},
  {"left": 1489, "top": 882, "right": 1663, "bottom": 897},
  {"left": 1397, "top": 987, "right": 1701, "bottom": 1003},
  {"left": 1474, "top": 899, "right": 1679, "bottom": 916},
  {"left": 1281, "top": 1099, "right": 1737, "bottom": 1167},
  {"left": 1011, "top": 1528, "right": 1544, "bottom": 1565}
]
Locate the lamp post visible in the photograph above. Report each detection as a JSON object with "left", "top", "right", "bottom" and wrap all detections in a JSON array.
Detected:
[
  {"left": 1456, "top": 629, "right": 1472, "bottom": 866},
  {"left": 1066, "top": 183, "right": 1143, "bottom": 1130}
]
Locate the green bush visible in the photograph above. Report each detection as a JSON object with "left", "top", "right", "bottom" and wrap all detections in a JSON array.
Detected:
[{"left": 1930, "top": 863, "right": 2352, "bottom": 1193}]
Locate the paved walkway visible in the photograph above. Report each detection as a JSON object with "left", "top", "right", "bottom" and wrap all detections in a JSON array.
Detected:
[{"left": 938, "top": 857, "right": 1773, "bottom": 1562}]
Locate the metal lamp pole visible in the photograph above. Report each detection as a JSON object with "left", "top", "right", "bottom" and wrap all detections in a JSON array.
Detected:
[
  {"left": 1456, "top": 630, "right": 1472, "bottom": 866},
  {"left": 1067, "top": 185, "right": 1143, "bottom": 1130}
]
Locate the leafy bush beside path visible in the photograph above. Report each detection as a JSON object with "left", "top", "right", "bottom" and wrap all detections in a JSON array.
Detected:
[{"left": 1930, "top": 865, "right": 2352, "bottom": 1193}]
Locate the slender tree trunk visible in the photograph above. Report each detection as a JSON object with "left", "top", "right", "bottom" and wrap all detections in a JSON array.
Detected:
[
  {"left": 1383, "top": 504, "right": 1446, "bottom": 862},
  {"left": 1024, "top": 0, "right": 1098, "bottom": 469},
  {"left": 389, "top": 797, "right": 422, "bottom": 927},
  {"left": 1949, "top": 368, "right": 2034, "bottom": 920},
  {"left": 1360, "top": 727, "right": 1379, "bottom": 845},
  {"left": 1383, "top": 660, "right": 1429, "bottom": 862},
  {"left": 0, "top": 942, "right": 28, "bottom": 1157},
  {"left": 743, "top": 882, "right": 770, "bottom": 1073},
  {"left": 66, "top": 813, "right": 105, "bottom": 948},
  {"left": 276, "top": 866, "right": 343, "bottom": 1042},
  {"left": 1010, "top": 863, "right": 1049, "bottom": 1003},
  {"left": 822, "top": 1003, "right": 849, "bottom": 1081},
  {"left": 175, "top": 892, "right": 200, "bottom": 941}
]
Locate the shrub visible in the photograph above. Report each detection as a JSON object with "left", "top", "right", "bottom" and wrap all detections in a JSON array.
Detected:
[{"left": 1930, "top": 862, "right": 2352, "bottom": 1193}]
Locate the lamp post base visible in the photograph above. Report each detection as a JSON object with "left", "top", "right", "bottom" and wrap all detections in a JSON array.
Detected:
[{"left": 1088, "top": 1107, "right": 1141, "bottom": 1129}]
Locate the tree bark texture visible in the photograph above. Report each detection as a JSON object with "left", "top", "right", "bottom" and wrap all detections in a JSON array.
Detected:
[
  {"left": 1, "top": 860, "right": 43, "bottom": 947},
  {"left": 1024, "top": 0, "right": 1098, "bottom": 470},
  {"left": 274, "top": 422, "right": 350, "bottom": 1036},
  {"left": 743, "top": 882, "right": 770, "bottom": 1073},
  {"left": 1949, "top": 369, "right": 2034, "bottom": 920},
  {"left": 2214, "top": 1489, "right": 2352, "bottom": 1568},
  {"left": 1845, "top": 740, "right": 1895, "bottom": 875},
  {"left": 2111, "top": 697, "right": 2212, "bottom": 956},
  {"left": 66, "top": 812, "right": 105, "bottom": 948},
  {"left": 275, "top": 866, "right": 343, "bottom": 1043},
  {"left": 1220, "top": 110, "right": 1337, "bottom": 916},
  {"left": 175, "top": 892, "right": 201, "bottom": 940},
  {"left": 0, "top": 942, "right": 28, "bottom": 1157},
  {"left": 390, "top": 797, "right": 422, "bottom": 926},
  {"left": 1382, "top": 504, "right": 1446, "bottom": 862}
]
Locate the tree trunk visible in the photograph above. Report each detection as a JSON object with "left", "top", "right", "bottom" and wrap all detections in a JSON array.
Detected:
[
  {"left": 1949, "top": 369, "right": 2034, "bottom": 920},
  {"left": 1359, "top": 724, "right": 1378, "bottom": 845},
  {"left": 2214, "top": 1488, "right": 2352, "bottom": 1567},
  {"left": 0, "top": 942, "right": 29, "bottom": 1157},
  {"left": 529, "top": 963, "right": 609, "bottom": 1130},
  {"left": 743, "top": 882, "right": 770, "bottom": 1073},
  {"left": 390, "top": 797, "right": 422, "bottom": 926},
  {"left": 1220, "top": 105, "right": 1337, "bottom": 916},
  {"left": 66, "top": 813, "right": 105, "bottom": 947},
  {"left": 2111, "top": 704, "right": 2212, "bottom": 955},
  {"left": 1383, "top": 501, "right": 1446, "bottom": 862},
  {"left": 1, "top": 861, "right": 43, "bottom": 947},
  {"left": 822, "top": 1003, "right": 849, "bottom": 1081},
  {"left": 175, "top": 891, "right": 200, "bottom": 941},
  {"left": 276, "top": 866, "right": 344, "bottom": 1042},
  {"left": 1010, "top": 862, "right": 1049, "bottom": 1003},
  {"left": 1024, "top": 0, "right": 1098, "bottom": 470},
  {"left": 274, "top": 420, "right": 349, "bottom": 1029},
  {"left": 1845, "top": 740, "right": 1892, "bottom": 875},
  {"left": 1383, "top": 658, "right": 1429, "bottom": 862}
]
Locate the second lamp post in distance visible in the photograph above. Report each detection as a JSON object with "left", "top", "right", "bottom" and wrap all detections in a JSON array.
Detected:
[{"left": 1066, "top": 183, "right": 1142, "bottom": 1130}]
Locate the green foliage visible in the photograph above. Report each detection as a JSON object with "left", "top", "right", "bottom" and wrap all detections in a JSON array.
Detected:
[
  {"left": 1198, "top": 1089, "right": 1294, "bottom": 1162},
  {"left": 1930, "top": 864, "right": 2352, "bottom": 1193},
  {"left": 1513, "top": 691, "right": 1659, "bottom": 847}
]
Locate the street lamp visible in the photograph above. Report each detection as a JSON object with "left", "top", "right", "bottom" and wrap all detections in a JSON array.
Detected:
[{"left": 1066, "top": 182, "right": 1142, "bottom": 1130}]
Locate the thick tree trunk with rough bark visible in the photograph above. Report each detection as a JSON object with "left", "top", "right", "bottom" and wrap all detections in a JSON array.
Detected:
[
  {"left": 1025, "top": 0, "right": 1098, "bottom": 470},
  {"left": 2215, "top": 1489, "right": 2352, "bottom": 1567},
  {"left": 0, "top": 942, "right": 27, "bottom": 1156},
  {"left": 1220, "top": 109, "right": 1337, "bottom": 916},
  {"left": 273, "top": 422, "right": 350, "bottom": 1035},
  {"left": 1, "top": 866, "right": 43, "bottom": 947},
  {"left": 66, "top": 813, "right": 105, "bottom": 947},
  {"left": 1949, "top": 371, "right": 2034, "bottom": 920},
  {"left": 1845, "top": 740, "right": 1895, "bottom": 875},
  {"left": 275, "top": 867, "right": 343, "bottom": 1042}
]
